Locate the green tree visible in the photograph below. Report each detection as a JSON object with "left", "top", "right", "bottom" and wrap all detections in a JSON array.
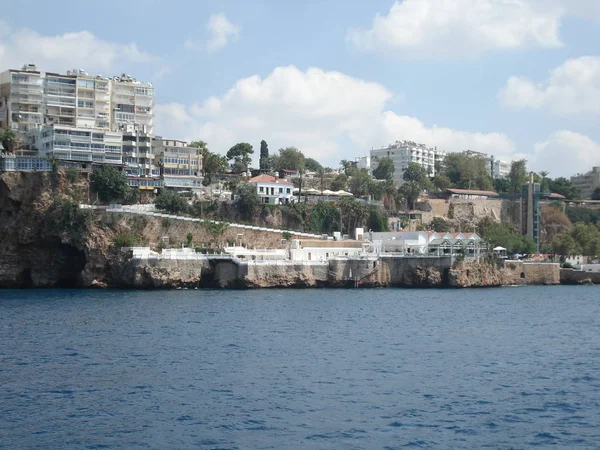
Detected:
[
  {"left": 372, "top": 157, "right": 395, "bottom": 181},
  {"left": 431, "top": 217, "right": 450, "bottom": 232},
  {"left": 330, "top": 173, "right": 348, "bottom": 191},
  {"left": 189, "top": 140, "right": 208, "bottom": 156},
  {"left": 399, "top": 163, "right": 431, "bottom": 210},
  {"left": 235, "top": 182, "right": 260, "bottom": 221},
  {"left": 339, "top": 159, "right": 357, "bottom": 176},
  {"left": 539, "top": 170, "right": 550, "bottom": 192},
  {"left": 259, "top": 140, "right": 270, "bottom": 170},
  {"left": 91, "top": 166, "right": 130, "bottom": 202},
  {"left": 548, "top": 177, "right": 580, "bottom": 199},
  {"left": 155, "top": 190, "right": 189, "bottom": 214},
  {"left": 186, "top": 232, "right": 193, "bottom": 247},
  {"left": 0, "top": 128, "right": 16, "bottom": 153},
  {"left": 226, "top": 142, "right": 254, "bottom": 171},
  {"left": 202, "top": 152, "right": 228, "bottom": 185},
  {"left": 273, "top": 147, "right": 306, "bottom": 172},
  {"left": 305, "top": 157, "right": 323, "bottom": 173},
  {"left": 348, "top": 168, "right": 372, "bottom": 197},
  {"left": 339, "top": 197, "right": 368, "bottom": 235},
  {"left": 308, "top": 201, "right": 340, "bottom": 234},
  {"left": 442, "top": 153, "right": 493, "bottom": 190},
  {"left": 509, "top": 159, "right": 528, "bottom": 194},
  {"left": 368, "top": 208, "right": 388, "bottom": 232},
  {"left": 493, "top": 177, "right": 511, "bottom": 194},
  {"left": 571, "top": 222, "right": 600, "bottom": 259},
  {"left": 477, "top": 217, "right": 536, "bottom": 254},
  {"left": 592, "top": 187, "right": 600, "bottom": 201},
  {"left": 432, "top": 175, "right": 451, "bottom": 191},
  {"left": 552, "top": 233, "right": 581, "bottom": 259}
]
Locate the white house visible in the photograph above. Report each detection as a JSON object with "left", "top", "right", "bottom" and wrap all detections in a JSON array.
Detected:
[{"left": 249, "top": 174, "right": 294, "bottom": 204}]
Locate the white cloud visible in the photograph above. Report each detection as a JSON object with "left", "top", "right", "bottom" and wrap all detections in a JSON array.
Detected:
[
  {"left": 499, "top": 56, "right": 600, "bottom": 115},
  {"left": 155, "top": 65, "right": 515, "bottom": 167},
  {"left": 541, "top": 0, "right": 600, "bottom": 20},
  {"left": 347, "top": 0, "right": 563, "bottom": 58},
  {"left": 0, "top": 22, "right": 156, "bottom": 73},
  {"left": 184, "top": 13, "right": 240, "bottom": 53},
  {"left": 531, "top": 131, "right": 600, "bottom": 177}
]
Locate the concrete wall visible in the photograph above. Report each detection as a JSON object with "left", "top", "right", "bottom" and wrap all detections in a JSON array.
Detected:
[{"left": 560, "top": 269, "right": 600, "bottom": 285}]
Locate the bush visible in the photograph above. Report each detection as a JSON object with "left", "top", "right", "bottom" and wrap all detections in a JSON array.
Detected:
[
  {"left": 431, "top": 217, "right": 450, "bottom": 232},
  {"left": 282, "top": 231, "right": 293, "bottom": 241},
  {"left": 66, "top": 166, "right": 79, "bottom": 184},
  {"left": 113, "top": 231, "right": 143, "bottom": 248},
  {"left": 155, "top": 190, "right": 189, "bottom": 214},
  {"left": 91, "top": 166, "right": 130, "bottom": 203}
]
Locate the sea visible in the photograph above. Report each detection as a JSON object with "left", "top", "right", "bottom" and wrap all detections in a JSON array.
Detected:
[{"left": 0, "top": 286, "right": 599, "bottom": 449}]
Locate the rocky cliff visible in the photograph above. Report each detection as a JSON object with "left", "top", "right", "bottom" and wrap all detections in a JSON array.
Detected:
[{"left": 0, "top": 172, "right": 113, "bottom": 288}]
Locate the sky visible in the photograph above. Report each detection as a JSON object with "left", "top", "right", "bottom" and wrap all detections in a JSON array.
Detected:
[{"left": 1, "top": 0, "right": 599, "bottom": 177}]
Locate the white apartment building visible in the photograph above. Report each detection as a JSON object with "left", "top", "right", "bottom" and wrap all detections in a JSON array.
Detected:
[
  {"left": 30, "top": 124, "right": 123, "bottom": 165},
  {"left": 248, "top": 174, "right": 294, "bottom": 204},
  {"left": 571, "top": 167, "right": 600, "bottom": 199},
  {"left": 152, "top": 138, "right": 203, "bottom": 191},
  {"left": 0, "top": 64, "right": 154, "bottom": 135},
  {"left": 370, "top": 140, "right": 445, "bottom": 185}
]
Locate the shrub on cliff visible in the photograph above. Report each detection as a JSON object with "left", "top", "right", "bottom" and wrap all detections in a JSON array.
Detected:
[
  {"left": 49, "top": 196, "right": 92, "bottom": 245},
  {"left": 91, "top": 166, "right": 130, "bottom": 203},
  {"left": 155, "top": 190, "right": 189, "bottom": 215},
  {"left": 235, "top": 182, "right": 260, "bottom": 221}
]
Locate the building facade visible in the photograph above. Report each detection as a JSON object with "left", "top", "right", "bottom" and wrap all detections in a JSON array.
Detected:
[
  {"left": 248, "top": 174, "right": 294, "bottom": 204},
  {"left": 370, "top": 141, "right": 445, "bottom": 185},
  {"left": 152, "top": 138, "right": 203, "bottom": 191},
  {"left": 29, "top": 124, "right": 123, "bottom": 166},
  {"left": 0, "top": 65, "right": 154, "bottom": 135},
  {"left": 571, "top": 167, "right": 600, "bottom": 199}
]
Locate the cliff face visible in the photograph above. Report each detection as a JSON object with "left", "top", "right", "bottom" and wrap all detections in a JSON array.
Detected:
[{"left": 0, "top": 172, "right": 112, "bottom": 288}]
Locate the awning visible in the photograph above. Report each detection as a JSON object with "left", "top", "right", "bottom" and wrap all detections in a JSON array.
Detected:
[{"left": 493, "top": 246, "right": 507, "bottom": 251}]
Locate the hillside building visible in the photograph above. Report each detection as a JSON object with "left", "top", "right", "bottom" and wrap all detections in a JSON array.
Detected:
[
  {"left": 248, "top": 174, "right": 294, "bottom": 204},
  {"left": 370, "top": 141, "right": 445, "bottom": 185},
  {"left": 571, "top": 167, "right": 600, "bottom": 199},
  {"left": 152, "top": 138, "right": 203, "bottom": 192}
]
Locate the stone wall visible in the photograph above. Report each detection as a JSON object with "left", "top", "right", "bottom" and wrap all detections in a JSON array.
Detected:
[{"left": 560, "top": 269, "right": 600, "bottom": 285}]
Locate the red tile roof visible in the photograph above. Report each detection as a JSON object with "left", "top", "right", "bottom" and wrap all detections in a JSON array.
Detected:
[
  {"left": 447, "top": 188, "right": 498, "bottom": 196},
  {"left": 249, "top": 174, "right": 293, "bottom": 185}
]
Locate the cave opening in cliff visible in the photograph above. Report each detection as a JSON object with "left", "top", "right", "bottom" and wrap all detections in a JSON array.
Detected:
[
  {"left": 18, "top": 268, "right": 33, "bottom": 288},
  {"left": 56, "top": 244, "right": 87, "bottom": 288}
]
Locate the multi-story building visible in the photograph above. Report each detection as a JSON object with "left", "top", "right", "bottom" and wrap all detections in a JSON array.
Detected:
[
  {"left": 493, "top": 159, "right": 510, "bottom": 178},
  {"left": 110, "top": 73, "right": 154, "bottom": 135},
  {"left": 0, "top": 65, "right": 154, "bottom": 135},
  {"left": 355, "top": 155, "right": 371, "bottom": 174},
  {"left": 370, "top": 141, "right": 445, "bottom": 185},
  {"left": 0, "top": 64, "right": 44, "bottom": 133},
  {"left": 571, "top": 167, "right": 600, "bottom": 199},
  {"left": 152, "top": 138, "right": 203, "bottom": 191},
  {"left": 29, "top": 124, "right": 123, "bottom": 166},
  {"left": 122, "top": 128, "right": 162, "bottom": 190}
]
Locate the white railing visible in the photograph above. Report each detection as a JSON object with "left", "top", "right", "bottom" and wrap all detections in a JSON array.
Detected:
[{"left": 104, "top": 206, "right": 322, "bottom": 238}]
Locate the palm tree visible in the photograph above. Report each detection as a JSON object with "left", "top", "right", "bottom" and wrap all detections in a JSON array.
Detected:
[{"left": 540, "top": 170, "right": 550, "bottom": 192}]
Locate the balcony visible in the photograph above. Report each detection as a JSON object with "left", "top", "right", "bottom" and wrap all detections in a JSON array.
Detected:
[
  {"left": 46, "top": 98, "right": 76, "bottom": 107},
  {"left": 114, "top": 112, "right": 135, "bottom": 122}
]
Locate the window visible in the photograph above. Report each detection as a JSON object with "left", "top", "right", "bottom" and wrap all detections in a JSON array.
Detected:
[
  {"left": 77, "top": 79, "right": 95, "bottom": 89},
  {"left": 286, "top": 188, "right": 291, "bottom": 193},
  {"left": 78, "top": 100, "right": 94, "bottom": 108},
  {"left": 259, "top": 187, "right": 264, "bottom": 193},
  {"left": 279, "top": 188, "right": 283, "bottom": 193}
]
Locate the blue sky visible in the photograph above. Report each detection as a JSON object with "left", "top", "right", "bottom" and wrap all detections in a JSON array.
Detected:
[{"left": 1, "top": 0, "right": 599, "bottom": 177}]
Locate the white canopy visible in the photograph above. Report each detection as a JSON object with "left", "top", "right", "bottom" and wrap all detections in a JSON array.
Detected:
[
  {"left": 335, "top": 190, "right": 353, "bottom": 197},
  {"left": 493, "top": 246, "right": 507, "bottom": 251}
]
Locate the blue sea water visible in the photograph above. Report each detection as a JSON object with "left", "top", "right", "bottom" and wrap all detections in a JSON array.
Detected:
[{"left": 0, "top": 286, "right": 599, "bottom": 449}]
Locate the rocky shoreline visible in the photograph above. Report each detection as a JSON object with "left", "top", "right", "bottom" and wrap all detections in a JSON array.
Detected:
[{"left": 1, "top": 171, "right": 596, "bottom": 290}]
